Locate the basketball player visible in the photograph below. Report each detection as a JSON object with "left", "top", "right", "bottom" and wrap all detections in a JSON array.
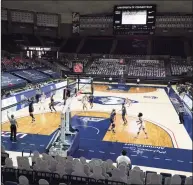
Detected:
[
  {"left": 122, "top": 103, "right": 127, "bottom": 125},
  {"left": 89, "top": 94, "right": 94, "bottom": 109},
  {"left": 82, "top": 94, "right": 88, "bottom": 110},
  {"left": 35, "top": 86, "right": 41, "bottom": 103},
  {"left": 28, "top": 97, "right": 35, "bottom": 123},
  {"left": 135, "top": 113, "right": 148, "bottom": 139},
  {"left": 49, "top": 95, "right": 56, "bottom": 112},
  {"left": 39, "top": 92, "right": 46, "bottom": 111},
  {"left": 108, "top": 109, "right": 116, "bottom": 133}
]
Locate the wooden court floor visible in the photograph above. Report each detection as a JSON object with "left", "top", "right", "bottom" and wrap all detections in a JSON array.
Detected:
[
  {"left": 2, "top": 111, "right": 173, "bottom": 147},
  {"left": 2, "top": 112, "right": 61, "bottom": 135},
  {"left": 93, "top": 85, "right": 157, "bottom": 93},
  {"left": 2, "top": 85, "right": 173, "bottom": 148},
  {"left": 72, "top": 111, "right": 173, "bottom": 147}
]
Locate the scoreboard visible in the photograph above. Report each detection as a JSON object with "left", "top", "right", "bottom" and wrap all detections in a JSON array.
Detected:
[
  {"left": 73, "top": 61, "right": 84, "bottom": 74},
  {"left": 113, "top": 5, "right": 156, "bottom": 35}
]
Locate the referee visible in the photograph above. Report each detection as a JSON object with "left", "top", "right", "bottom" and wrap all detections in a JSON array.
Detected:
[{"left": 7, "top": 111, "right": 18, "bottom": 141}]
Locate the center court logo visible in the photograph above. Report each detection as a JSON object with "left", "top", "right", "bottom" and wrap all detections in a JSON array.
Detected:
[{"left": 93, "top": 96, "right": 138, "bottom": 105}]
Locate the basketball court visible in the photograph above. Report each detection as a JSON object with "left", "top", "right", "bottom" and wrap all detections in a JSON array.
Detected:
[{"left": 1, "top": 83, "right": 192, "bottom": 173}]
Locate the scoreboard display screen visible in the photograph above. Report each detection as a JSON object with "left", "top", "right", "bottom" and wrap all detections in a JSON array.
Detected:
[
  {"left": 113, "top": 5, "right": 156, "bottom": 35},
  {"left": 73, "top": 62, "right": 84, "bottom": 73}
]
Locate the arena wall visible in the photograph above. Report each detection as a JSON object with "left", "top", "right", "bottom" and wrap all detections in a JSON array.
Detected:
[{"left": 2, "top": 1, "right": 193, "bottom": 24}]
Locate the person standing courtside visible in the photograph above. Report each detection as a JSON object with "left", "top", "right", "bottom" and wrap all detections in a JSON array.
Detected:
[
  {"left": 167, "top": 82, "right": 171, "bottom": 94},
  {"left": 7, "top": 111, "right": 18, "bottom": 141},
  {"left": 179, "top": 105, "right": 184, "bottom": 124}
]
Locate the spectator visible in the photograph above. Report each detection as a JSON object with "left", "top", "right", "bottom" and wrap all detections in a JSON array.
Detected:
[
  {"left": 116, "top": 150, "right": 132, "bottom": 170},
  {"left": 179, "top": 105, "right": 184, "bottom": 124},
  {"left": 167, "top": 82, "right": 171, "bottom": 94}
]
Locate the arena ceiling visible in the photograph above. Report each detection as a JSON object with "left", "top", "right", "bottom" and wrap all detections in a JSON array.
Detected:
[{"left": 2, "top": 1, "right": 193, "bottom": 23}]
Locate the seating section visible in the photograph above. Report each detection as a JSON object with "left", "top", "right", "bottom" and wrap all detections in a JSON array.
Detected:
[
  {"left": 152, "top": 37, "right": 185, "bottom": 57},
  {"left": 114, "top": 39, "right": 147, "bottom": 55},
  {"left": 86, "top": 59, "right": 125, "bottom": 76},
  {"left": 109, "top": 55, "right": 146, "bottom": 59},
  {"left": 2, "top": 57, "right": 44, "bottom": 71},
  {"left": 170, "top": 60, "right": 193, "bottom": 76},
  {"left": 1, "top": 150, "right": 192, "bottom": 185},
  {"left": 80, "top": 37, "right": 113, "bottom": 54},
  {"left": 60, "top": 38, "right": 81, "bottom": 53},
  {"left": 127, "top": 60, "right": 166, "bottom": 78},
  {"left": 86, "top": 59, "right": 167, "bottom": 78}
]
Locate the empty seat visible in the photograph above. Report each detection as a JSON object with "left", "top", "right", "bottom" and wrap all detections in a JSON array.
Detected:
[
  {"left": 18, "top": 175, "right": 29, "bottom": 185},
  {"left": 171, "top": 175, "right": 182, "bottom": 185}
]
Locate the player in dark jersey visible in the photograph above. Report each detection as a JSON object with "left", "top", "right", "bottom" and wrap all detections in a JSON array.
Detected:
[
  {"left": 49, "top": 95, "right": 56, "bottom": 112},
  {"left": 122, "top": 103, "right": 127, "bottom": 125},
  {"left": 28, "top": 97, "right": 35, "bottom": 123},
  {"left": 108, "top": 109, "right": 116, "bottom": 133},
  {"left": 89, "top": 94, "right": 94, "bottom": 109}
]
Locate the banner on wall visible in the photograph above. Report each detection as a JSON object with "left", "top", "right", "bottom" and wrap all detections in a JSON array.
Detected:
[
  {"left": 2, "top": 73, "right": 27, "bottom": 90},
  {"left": 37, "top": 68, "right": 60, "bottom": 79},
  {"left": 72, "top": 12, "right": 80, "bottom": 35},
  {"left": 13, "top": 70, "right": 50, "bottom": 83},
  {"left": 1, "top": 81, "right": 69, "bottom": 111}
]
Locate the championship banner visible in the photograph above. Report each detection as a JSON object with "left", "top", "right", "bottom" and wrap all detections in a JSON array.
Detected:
[{"left": 72, "top": 12, "right": 80, "bottom": 35}]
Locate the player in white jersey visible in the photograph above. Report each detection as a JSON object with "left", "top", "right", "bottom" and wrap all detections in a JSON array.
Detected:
[
  {"left": 39, "top": 92, "right": 46, "bottom": 111},
  {"left": 135, "top": 113, "right": 148, "bottom": 139},
  {"left": 82, "top": 94, "right": 88, "bottom": 110}
]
